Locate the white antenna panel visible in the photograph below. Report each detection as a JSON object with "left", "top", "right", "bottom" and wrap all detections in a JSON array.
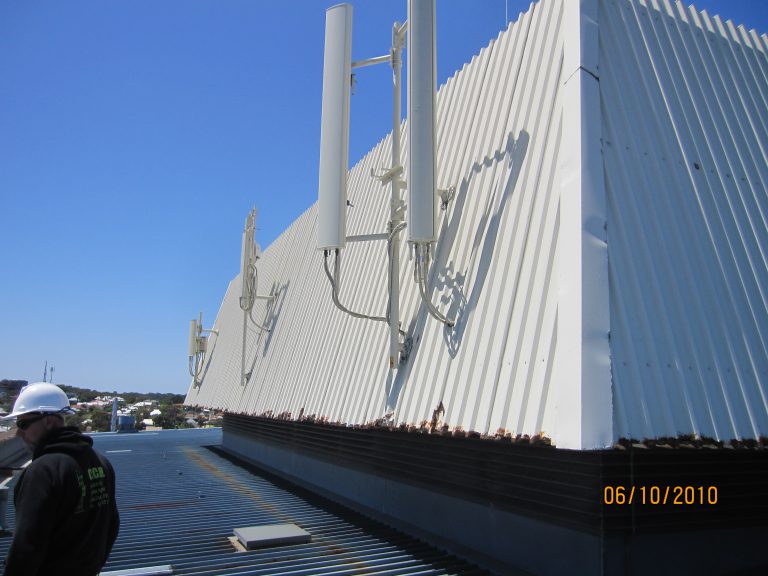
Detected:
[
  {"left": 188, "top": 319, "right": 198, "bottom": 356},
  {"left": 407, "top": 0, "right": 437, "bottom": 244},
  {"left": 317, "top": 3, "right": 353, "bottom": 250},
  {"left": 241, "top": 208, "right": 257, "bottom": 304}
]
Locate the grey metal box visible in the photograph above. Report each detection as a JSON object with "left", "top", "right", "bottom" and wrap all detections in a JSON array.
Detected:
[{"left": 233, "top": 523, "right": 311, "bottom": 550}]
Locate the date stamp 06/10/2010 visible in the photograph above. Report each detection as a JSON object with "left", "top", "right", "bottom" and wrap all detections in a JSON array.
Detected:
[{"left": 602, "top": 485, "right": 718, "bottom": 506}]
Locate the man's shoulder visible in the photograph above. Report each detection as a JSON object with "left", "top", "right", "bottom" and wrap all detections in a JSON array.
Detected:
[
  {"left": 28, "top": 451, "right": 81, "bottom": 471},
  {"left": 17, "top": 452, "right": 78, "bottom": 489}
]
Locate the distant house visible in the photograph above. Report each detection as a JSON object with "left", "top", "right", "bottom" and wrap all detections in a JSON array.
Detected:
[
  {"left": 83, "top": 400, "right": 110, "bottom": 409},
  {"left": 89, "top": 395, "right": 124, "bottom": 407}
]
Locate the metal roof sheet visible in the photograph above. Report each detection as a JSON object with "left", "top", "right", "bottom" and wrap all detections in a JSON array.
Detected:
[{"left": 0, "top": 429, "right": 490, "bottom": 575}]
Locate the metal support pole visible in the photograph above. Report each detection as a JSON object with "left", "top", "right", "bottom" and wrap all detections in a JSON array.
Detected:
[
  {"left": 241, "top": 310, "right": 247, "bottom": 386},
  {"left": 331, "top": 20, "right": 409, "bottom": 368},
  {"left": 388, "top": 21, "right": 406, "bottom": 369}
]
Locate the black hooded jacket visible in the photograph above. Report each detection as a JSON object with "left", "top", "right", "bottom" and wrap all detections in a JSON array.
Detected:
[{"left": 4, "top": 426, "right": 120, "bottom": 576}]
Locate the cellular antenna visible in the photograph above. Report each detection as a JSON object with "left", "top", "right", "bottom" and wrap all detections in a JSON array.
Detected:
[
  {"left": 239, "top": 207, "right": 275, "bottom": 386},
  {"left": 317, "top": 3, "right": 353, "bottom": 251},
  {"left": 407, "top": 0, "right": 437, "bottom": 244},
  {"left": 188, "top": 313, "right": 219, "bottom": 387},
  {"left": 315, "top": 0, "right": 454, "bottom": 371},
  {"left": 408, "top": 0, "right": 453, "bottom": 328}
]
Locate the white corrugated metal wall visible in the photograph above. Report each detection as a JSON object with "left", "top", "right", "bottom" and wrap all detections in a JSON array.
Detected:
[
  {"left": 601, "top": 0, "right": 768, "bottom": 441},
  {"left": 187, "top": 0, "right": 572, "bottom": 441},
  {"left": 186, "top": 0, "right": 768, "bottom": 446}
]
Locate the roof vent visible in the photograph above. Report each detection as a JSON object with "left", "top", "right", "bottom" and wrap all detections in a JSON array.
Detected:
[
  {"left": 99, "top": 566, "right": 173, "bottom": 576},
  {"left": 233, "top": 523, "right": 311, "bottom": 550}
]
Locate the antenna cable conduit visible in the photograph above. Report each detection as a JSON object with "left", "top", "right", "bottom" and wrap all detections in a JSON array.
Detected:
[
  {"left": 414, "top": 244, "right": 454, "bottom": 328},
  {"left": 323, "top": 249, "right": 388, "bottom": 323}
]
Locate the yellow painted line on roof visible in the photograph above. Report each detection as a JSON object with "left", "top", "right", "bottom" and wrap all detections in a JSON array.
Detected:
[
  {"left": 182, "top": 446, "right": 375, "bottom": 573},
  {"left": 182, "top": 447, "right": 285, "bottom": 520}
]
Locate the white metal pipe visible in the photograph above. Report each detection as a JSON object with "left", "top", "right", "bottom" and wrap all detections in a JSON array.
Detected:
[
  {"left": 389, "top": 20, "right": 406, "bottom": 369},
  {"left": 241, "top": 310, "right": 247, "bottom": 386},
  {"left": 345, "top": 232, "right": 389, "bottom": 243},
  {"left": 352, "top": 54, "right": 390, "bottom": 69}
]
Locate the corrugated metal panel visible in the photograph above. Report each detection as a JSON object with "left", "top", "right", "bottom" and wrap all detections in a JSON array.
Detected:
[
  {"left": 186, "top": 0, "right": 569, "bottom": 441},
  {"left": 601, "top": 0, "right": 768, "bottom": 441},
  {"left": 0, "top": 430, "right": 490, "bottom": 575},
  {"left": 186, "top": 0, "right": 768, "bottom": 445}
]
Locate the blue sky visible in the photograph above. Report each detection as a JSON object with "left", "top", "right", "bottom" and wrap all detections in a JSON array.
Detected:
[{"left": 1, "top": 1, "right": 766, "bottom": 395}]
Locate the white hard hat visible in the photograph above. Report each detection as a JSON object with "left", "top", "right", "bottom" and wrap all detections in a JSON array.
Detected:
[{"left": 3, "top": 382, "right": 76, "bottom": 420}]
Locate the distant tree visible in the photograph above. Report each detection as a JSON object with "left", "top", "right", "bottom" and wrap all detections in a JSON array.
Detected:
[
  {"left": 1, "top": 380, "right": 28, "bottom": 412},
  {"left": 155, "top": 404, "right": 186, "bottom": 429},
  {"left": 0, "top": 380, "right": 27, "bottom": 392},
  {"left": 64, "top": 412, "right": 85, "bottom": 430},
  {"left": 90, "top": 410, "right": 112, "bottom": 432},
  {"left": 59, "top": 385, "right": 99, "bottom": 402}
]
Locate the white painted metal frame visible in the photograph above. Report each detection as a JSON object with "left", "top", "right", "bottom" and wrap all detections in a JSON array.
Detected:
[{"left": 554, "top": 0, "right": 612, "bottom": 447}]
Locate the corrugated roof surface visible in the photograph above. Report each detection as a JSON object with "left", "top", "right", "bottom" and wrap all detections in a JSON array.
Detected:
[
  {"left": 0, "top": 429, "right": 490, "bottom": 575},
  {"left": 187, "top": 0, "right": 567, "bottom": 441},
  {"left": 601, "top": 0, "right": 768, "bottom": 441},
  {"left": 186, "top": 0, "right": 768, "bottom": 446}
]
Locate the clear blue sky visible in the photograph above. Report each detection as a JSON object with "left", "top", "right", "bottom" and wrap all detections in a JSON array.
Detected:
[{"left": 1, "top": 1, "right": 766, "bottom": 395}]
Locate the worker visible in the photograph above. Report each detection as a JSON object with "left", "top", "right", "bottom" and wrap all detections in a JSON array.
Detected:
[{"left": 1, "top": 382, "right": 120, "bottom": 576}]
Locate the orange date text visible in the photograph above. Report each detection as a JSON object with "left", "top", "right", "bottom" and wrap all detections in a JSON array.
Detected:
[{"left": 602, "top": 485, "right": 718, "bottom": 505}]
